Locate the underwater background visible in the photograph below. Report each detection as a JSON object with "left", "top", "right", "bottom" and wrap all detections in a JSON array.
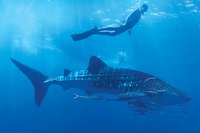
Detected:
[{"left": 0, "top": 0, "right": 200, "bottom": 133}]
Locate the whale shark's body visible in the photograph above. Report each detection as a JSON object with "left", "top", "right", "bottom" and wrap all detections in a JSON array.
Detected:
[{"left": 11, "top": 56, "right": 190, "bottom": 112}]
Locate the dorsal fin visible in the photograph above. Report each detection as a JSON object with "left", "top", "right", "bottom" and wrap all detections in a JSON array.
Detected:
[
  {"left": 87, "top": 56, "right": 108, "bottom": 74},
  {"left": 64, "top": 69, "right": 71, "bottom": 77}
]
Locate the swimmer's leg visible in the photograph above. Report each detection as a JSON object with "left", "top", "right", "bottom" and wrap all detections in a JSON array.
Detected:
[
  {"left": 72, "top": 94, "right": 105, "bottom": 100},
  {"left": 73, "top": 94, "right": 90, "bottom": 99},
  {"left": 97, "top": 27, "right": 116, "bottom": 31},
  {"left": 93, "top": 26, "right": 125, "bottom": 36},
  {"left": 71, "top": 26, "right": 122, "bottom": 41}
]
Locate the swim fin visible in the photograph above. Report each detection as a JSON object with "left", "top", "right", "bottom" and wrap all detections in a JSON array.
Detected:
[{"left": 71, "top": 27, "right": 97, "bottom": 41}]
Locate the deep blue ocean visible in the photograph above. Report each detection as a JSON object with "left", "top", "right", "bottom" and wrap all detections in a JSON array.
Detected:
[{"left": 0, "top": 0, "right": 200, "bottom": 133}]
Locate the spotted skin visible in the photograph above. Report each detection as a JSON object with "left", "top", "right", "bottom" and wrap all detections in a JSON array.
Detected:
[{"left": 45, "top": 67, "right": 190, "bottom": 107}]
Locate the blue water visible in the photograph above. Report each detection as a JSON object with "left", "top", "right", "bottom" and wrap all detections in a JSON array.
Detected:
[{"left": 0, "top": 0, "right": 200, "bottom": 133}]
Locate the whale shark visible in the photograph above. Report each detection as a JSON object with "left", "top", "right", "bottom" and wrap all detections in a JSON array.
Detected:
[{"left": 11, "top": 56, "right": 191, "bottom": 112}]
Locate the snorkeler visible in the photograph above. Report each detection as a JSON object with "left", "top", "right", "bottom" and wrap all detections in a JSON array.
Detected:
[{"left": 71, "top": 4, "right": 148, "bottom": 41}]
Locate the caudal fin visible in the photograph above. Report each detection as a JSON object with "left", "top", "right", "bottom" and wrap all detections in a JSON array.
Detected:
[{"left": 10, "top": 58, "right": 49, "bottom": 107}]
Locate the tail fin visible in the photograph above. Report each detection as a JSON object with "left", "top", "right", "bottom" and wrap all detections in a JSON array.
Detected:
[{"left": 10, "top": 58, "right": 50, "bottom": 107}]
